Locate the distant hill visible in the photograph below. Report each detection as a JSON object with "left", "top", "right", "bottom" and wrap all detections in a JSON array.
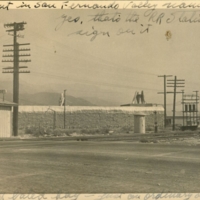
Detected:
[
  {"left": 82, "top": 96, "right": 119, "bottom": 106},
  {"left": 4, "top": 92, "right": 95, "bottom": 106},
  {"left": 0, "top": 81, "right": 122, "bottom": 106}
]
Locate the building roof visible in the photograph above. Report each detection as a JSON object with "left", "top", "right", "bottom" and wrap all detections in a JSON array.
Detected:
[
  {"left": 121, "top": 103, "right": 162, "bottom": 107},
  {"left": 0, "top": 99, "right": 17, "bottom": 107},
  {"left": 18, "top": 105, "right": 164, "bottom": 113}
]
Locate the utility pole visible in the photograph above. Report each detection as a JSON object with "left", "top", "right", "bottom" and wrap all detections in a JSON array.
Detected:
[
  {"left": 172, "top": 76, "right": 177, "bottom": 131},
  {"left": 154, "top": 111, "right": 158, "bottom": 133},
  {"left": 167, "top": 76, "right": 185, "bottom": 131},
  {"left": 158, "top": 75, "right": 173, "bottom": 128},
  {"left": 181, "top": 90, "right": 185, "bottom": 127},
  {"left": 193, "top": 90, "right": 199, "bottom": 125},
  {"left": 64, "top": 89, "right": 66, "bottom": 129},
  {"left": 53, "top": 111, "right": 57, "bottom": 130},
  {"left": 2, "top": 22, "right": 30, "bottom": 136}
]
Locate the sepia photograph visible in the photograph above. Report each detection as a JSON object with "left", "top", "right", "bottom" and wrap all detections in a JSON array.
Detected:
[{"left": 0, "top": 0, "right": 200, "bottom": 196}]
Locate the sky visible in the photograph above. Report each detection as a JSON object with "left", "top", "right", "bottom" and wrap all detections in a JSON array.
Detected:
[{"left": 0, "top": 5, "right": 200, "bottom": 111}]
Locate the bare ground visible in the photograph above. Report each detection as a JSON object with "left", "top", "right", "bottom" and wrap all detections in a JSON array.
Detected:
[{"left": 0, "top": 139, "right": 200, "bottom": 193}]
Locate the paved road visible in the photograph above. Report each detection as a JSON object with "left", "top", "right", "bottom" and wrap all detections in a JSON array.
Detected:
[{"left": 0, "top": 140, "right": 200, "bottom": 193}]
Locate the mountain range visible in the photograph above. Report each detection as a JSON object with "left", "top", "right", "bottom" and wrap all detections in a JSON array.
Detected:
[
  {"left": 0, "top": 81, "right": 123, "bottom": 106},
  {"left": 4, "top": 92, "right": 97, "bottom": 106}
]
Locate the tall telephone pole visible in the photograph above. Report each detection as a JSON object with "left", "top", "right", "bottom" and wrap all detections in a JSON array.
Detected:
[
  {"left": 158, "top": 75, "right": 173, "bottom": 128},
  {"left": 167, "top": 76, "right": 185, "bottom": 130},
  {"left": 181, "top": 90, "right": 185, "bottom": 126},
  {"left": 2, "top": 22, "right": 31, "bottom": 136},
  {"left": 193, "top": 90, "right": 199, "bottom": 125},
  {"left": 64, "top": 89, "right": 67, "bottom": 129}
]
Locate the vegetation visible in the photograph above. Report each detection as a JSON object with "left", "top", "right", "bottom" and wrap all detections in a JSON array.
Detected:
[
  {"left": 24, "top": 126, "right": 112, "bottom": 137},
  {"left": 22, "top": 125, "right": 154, "bottom": 138},
  {"left": 119, "top": 126, "right": 134, "bottom": 134}
]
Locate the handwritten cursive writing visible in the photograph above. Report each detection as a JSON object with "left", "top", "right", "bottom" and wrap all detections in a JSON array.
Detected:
[
  {"left": 51, "top": 194, "right": 79, "bottom": 200},
  {"left": 9, "top": 194, "right": 47, "bottom": 200},
  {"left": 95, "top": 194, "right": 122, "bottom": 200},
  {"left": 68, "top": 26, "right": 110, "bottom": 41},
  {"left": 55, "top": 14, "right": 81, "bottom": 31},
  {"left": 16, "top": 2, "right": 31, "bottom": 9},
  {"left": 127, "top": 194, "right": 140, "bottom": 200},
  {"left": 178, "top": 11, "right": 200, "bottom": 23},
  {"left": 0, "top": 193, "right": 200, "bottom": 200},
  {"left": 123, "top": 1, "right": 157, "bottom": 9},
  {"left": 125, "top": 12, "right": 140, "bottom": 23},
  {"left": 144, "top": 9, "right": 165, "bottom": 25},
  {"left": 34, "top": 2, "right": 56, "bottom": 9},
  {"left": 0, "top": 1, "right": 13, "bottom": 10},
  {"left": 163, "top": 2, "right": 200, "bottom": 9},
  {"left": 166, "top": 11, "right": 200, "bottom": 23},
  {"left": 144, "top": 193, "right": 193, "bottom": 200},
  {"left": 4, "top": 1, "right": 200, "bottom": 10},
  {"left": 89, "top": 11, "right": 121, "bottom": 22},
  {"left": 117, "top": 28, "right": 135, "bottom": 35},
  {"left": 61, "top": 1, "right": 119, "bottom": 10}
]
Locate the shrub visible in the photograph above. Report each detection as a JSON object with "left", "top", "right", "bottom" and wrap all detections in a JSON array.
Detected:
[
  {"left": 53, "top": 128, "right": 74, "bottom": 136},
  {"left": 25, "top": 126, "right": 41, "bottom": 135},
  {"left": 100, "top": 128, "right": 110, "bottom": 134},
  {"left": 146, "top": 126, "right": 154, "bottom": 132},
  {"left": 120, "top": 126, "right": 133, "bottom": 133},
  {"left": 140, "top": 138, "right": 149, "bottom": 143},
  {"left": 25, "top": 126, "right": 56, "bottom": 137},
  {"left": 152, "top": 140, "right": 158, "bottom": 143},
  {"left": 18, "top": 129, "right": 25, "bottom": 137},
  {"left": 80, "top": 128, "right": 108, "bottom": 135},
  {"left": 80, "top": 129, "right": 89, "bottom": 134}
]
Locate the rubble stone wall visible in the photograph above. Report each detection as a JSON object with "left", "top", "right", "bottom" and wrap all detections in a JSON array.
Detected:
[{"left": 18, "top": 106, "right": 164, "bottom": 131}]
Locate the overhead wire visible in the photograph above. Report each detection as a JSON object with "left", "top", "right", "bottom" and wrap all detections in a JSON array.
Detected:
[
  {"left": 31, "top": 71, "right": 160, "bottom": 92},
  {"left": 3, "top": 25, "right": 199, "bottom": 98},
  {"left": 27, "top": 28, "right": 158, "bottom": 76},
  {"left": 21, "top": 36, "right": 161, "bottom": 89}
]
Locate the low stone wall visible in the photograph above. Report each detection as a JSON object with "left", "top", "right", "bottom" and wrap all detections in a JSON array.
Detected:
[{"left": 18, "top": 106, "right": 164, "bottom": 131}]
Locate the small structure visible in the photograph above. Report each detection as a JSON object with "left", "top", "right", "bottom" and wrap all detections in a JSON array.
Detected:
[
  {"left": 59, "top": 92, "right": 65, "bottom": 106},
  {"left": 181, "top": 92, "right": 199, "bottom": 131},
  {"left": 121, "top": 91, "right": 163, "bottom": 132},
  {"left": 134, "top": 113, "right": 146, "bottom": 134},
  {"left": 121, "top": 90, "right": 157, "bottom": 107},
  {"left": 132, "top": 91, "right": 145, "bottom": 104},
  {"left": 0, "top": 100, "right": 16, "bottom": 137}
]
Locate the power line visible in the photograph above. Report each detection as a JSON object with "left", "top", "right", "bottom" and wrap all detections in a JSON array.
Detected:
[
  {"left": 31, "top": 71, "right": 160, "bottom": 92},
  {"left": 25, "top": 45, "right": 159, "bottom": 88},
  {"left": 28, "top": 29, "right": 158, "bottom": 77}
]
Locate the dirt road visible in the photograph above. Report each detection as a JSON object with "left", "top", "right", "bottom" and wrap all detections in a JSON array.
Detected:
[{"left": 0, "top": 140, "right": 199, "bottom": 193}]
